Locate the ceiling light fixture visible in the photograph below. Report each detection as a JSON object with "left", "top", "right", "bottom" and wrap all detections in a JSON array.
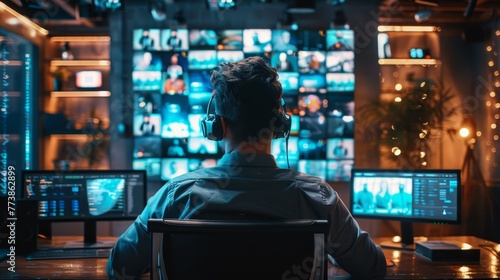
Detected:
[
  {"left": 150, "top": 0, "right": 167, "bottom": 21},
  {"left": 414, "top": 9, "right": 432, "bottom": 23},
  {"left": 464, "top": 0, "right": 477, "bottom": 17},
  {"left": 414, "top": 0, "right": 438, "bottom": 7}
]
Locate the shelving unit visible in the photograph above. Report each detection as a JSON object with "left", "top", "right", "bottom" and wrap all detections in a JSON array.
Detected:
[
  {"left": 378, "top": 25, "right": 441, "bottom": 95},
  {"left": 41, "top": 36, "right": 111, "bottom": 170}
]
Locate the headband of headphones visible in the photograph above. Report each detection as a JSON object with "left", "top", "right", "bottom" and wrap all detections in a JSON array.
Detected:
[{"left": 200, "top": 94, "right": 291, "bottom": 141}]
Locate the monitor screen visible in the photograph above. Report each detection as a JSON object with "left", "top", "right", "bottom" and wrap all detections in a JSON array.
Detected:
[
  {"left": 350, "top": 169, "right": 461, "bottom": 224},
  {"left": 21, "top": 170, "right": 147, "bottom": 221}
]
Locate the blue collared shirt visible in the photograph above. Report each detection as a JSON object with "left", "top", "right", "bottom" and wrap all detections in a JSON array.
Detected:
[{"left": 107, "top": 151, "right": 386, "bottom": 279}]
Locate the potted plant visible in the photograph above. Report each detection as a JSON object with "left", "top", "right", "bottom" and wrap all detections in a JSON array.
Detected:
[{"left": 357, "top": 79, "right": 460, "bottom": 169}]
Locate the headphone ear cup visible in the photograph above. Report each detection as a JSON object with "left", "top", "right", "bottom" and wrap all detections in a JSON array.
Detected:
[
  {"left": 273, "top": 113, "right": 291, "bottom": 139},
  {"left": 201, "top": 114, "right": 224, "bottom": 141}
]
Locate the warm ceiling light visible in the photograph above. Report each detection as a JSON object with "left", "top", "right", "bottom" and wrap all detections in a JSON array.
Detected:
[
  {"left": 0, "top": 2, "right": 49, "bottom": 35},
  {"left": 378, "top": 25, "right": 437, "bottom": 32},
  {"left": 415, "top": 0, "right": 438, "bottom": 6}
]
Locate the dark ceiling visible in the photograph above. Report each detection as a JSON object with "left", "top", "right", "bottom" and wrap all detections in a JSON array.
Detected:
[
  {"left": 4, "top": 0, "right": 500, "bottom": 33},
  {"left": 379, "top": 0, "right": 500, "bottom": 24}
]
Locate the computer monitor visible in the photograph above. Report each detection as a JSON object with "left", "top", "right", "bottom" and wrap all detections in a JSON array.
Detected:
[
  {"left": 21, "top": 170, "right": 147, "bottom": 247},
  {"left": 350, "top": 169, "right": 461, "bottom": 250}
]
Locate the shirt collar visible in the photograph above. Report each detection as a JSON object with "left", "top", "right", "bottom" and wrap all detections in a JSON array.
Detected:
[{"left": 217, "top": 151, "right": 278, "bottom": 168}]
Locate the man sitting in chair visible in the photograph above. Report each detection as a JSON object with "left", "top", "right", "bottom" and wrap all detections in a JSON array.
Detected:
[{"left": 107, "top": 56, "right": 386, "bottom": 279}]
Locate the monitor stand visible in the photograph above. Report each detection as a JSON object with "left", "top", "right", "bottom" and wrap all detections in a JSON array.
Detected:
[
  {"left": 380, "top": 221, "right": 427, "bottom": 251},
  {"left": 63, "top": 221, "right": 115, "bottom": 249}
]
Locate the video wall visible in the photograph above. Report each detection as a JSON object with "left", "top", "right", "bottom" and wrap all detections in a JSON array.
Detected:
[{"left": 131, "top": 28, "right": 355, "bottom": 182}]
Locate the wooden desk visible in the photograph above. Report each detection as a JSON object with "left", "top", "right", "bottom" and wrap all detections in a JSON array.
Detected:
[
  {"left": 1, "top": 236, "right": 499, "bottom": 279},
  {"left": 376, "top": 235, "right": 500, "bottom": 279}
]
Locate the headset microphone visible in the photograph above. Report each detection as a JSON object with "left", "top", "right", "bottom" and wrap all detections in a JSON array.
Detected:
[
  {"left": 200, "top": 94, "right": 224, "bottom": 141},
  {"left": 200, "top": 94, "right": 292, "bottom": 142}
]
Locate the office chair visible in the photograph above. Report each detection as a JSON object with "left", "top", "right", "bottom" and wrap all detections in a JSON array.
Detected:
[{"left": 148, "top": 218, "right": 329, "bottom": 280}]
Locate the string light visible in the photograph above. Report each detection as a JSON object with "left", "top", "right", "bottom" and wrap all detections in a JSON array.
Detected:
[{"left": 483, "top": 32, "right": 500, "bottom": 168}]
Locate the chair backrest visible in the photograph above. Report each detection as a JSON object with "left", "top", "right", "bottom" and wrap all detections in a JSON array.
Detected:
[{"left": 148, "top": 219, "right": 329, "bottom": 280}]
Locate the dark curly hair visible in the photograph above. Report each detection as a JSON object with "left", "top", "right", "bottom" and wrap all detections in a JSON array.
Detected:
[{"left": 210, "top": 56, "right": 283, "bottom": 142}]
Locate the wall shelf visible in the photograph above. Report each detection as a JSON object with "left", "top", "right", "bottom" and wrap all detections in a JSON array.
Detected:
[
  {"left": 3, "top": 60, "right": 22, "bottom": 66},
  {"left": 50, "top": 60, "right": 111, "bottom": 67},
  {"left": 50, "top": 91, "right": 111, "bottom": 98},
  {"left": 378, "top": 58, "right": 439, "bottom": 66},
  {"left": 45, "top": 129, "right": 110, "bottom": 135}
]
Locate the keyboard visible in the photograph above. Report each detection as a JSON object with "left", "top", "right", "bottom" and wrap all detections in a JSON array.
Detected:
[{"left": 26, "top": 248, "right": 111, "bottom": 260}]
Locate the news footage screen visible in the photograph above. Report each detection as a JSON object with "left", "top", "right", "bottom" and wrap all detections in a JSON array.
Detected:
[{"left": 132, "top": 28, "right": 355, "bottom": 182}]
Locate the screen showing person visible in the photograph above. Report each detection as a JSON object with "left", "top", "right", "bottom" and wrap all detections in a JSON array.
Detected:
[
  {"left": 133, "top": 52, "right": 162, "bottom": 71},
  {"left": 188, "top": 92, "right": 211, "bottom": 114},
  {"left": 189, "top": 29, "right": 217, "bottom": 49},
  {"left": 133, "top": 113, "right": 161, "bottom": 136},
  {"left": 327, "top": 116, "right": 354, "bottom": 138},
  {"left": 133, "top": 29, "right": 161, "bottom": 51},
  {"left": 298, "top": 74, "right": 327, "bottom": 93},
  {"left": 217, "top": 50, "right": 244, "bottom": 63},
  {"left": 298, "top": 94, "right": 326, "bottom": 139},
  {"left": 160, "top": 95, "right": 189, "bottom": 138},
  {"left": 243, "top": 29, "right": 272, "bottom": 53},
  {"left": 352, "top": 181, "right": 376, "bottom": 212},
  {"left": 271, "top": 52, "right": 298, "bottom": 73},
  {"left": 389, "top": 182, "right": 413, "bottom": 215},
  {"left": 326, "top": 51, "right": 354, "bottom": 73},
  {"left": 326, "top": 30, "right": 354, "bottom": 51},
  {"left": 188, "top": 113, "right": 204, "bottom": 137},
  {"left": 327, "top": 159, "right": 353, "bottom": 182},
  {"left": 278, "top": 72, "right": 299, "bottom": 94},
  {"left": 298, "top": 137, "right": 326, "bottom": 159},
  {"left": 188, "top": 137, "right": 218, "bottom": 155},
  {"left": 134, "top": 137, "right": 162, "bottom": 158},
  {"left": 132, "top": 71, "right": 162, "bottom": 91},
  {"left": 297, "top": 30, "right": 326, "bottom": 51},
  {"left": 326, "top": 138, "right": 354, "bottom": 159},
  {"left": 272, "top": 30, "right": 298, "bottom": 52},
  {"left": 298, "top": 51, "right": 326, "bottom": 74},
  {"left": 162, "top": 54, "right": 188, "bottom": 95},
  {"left": 187, "top": 158, "right": 217, "bottom": 172},
  {"left": 326, "top": 97, "right": 354, "bottom": 138},
  {"left": 216, "top": 29, "right": 243, "bottom": 50},
  {"left": 271, "top": 137, "right": 299, "bottom": 169},
  {"left": 135, "top": 92, "right": 161, "bottom": 115},
  {"left": 298, "top": 160, "right": 327, "bottom": 180},
  {"left": 188, "top": 70, "right": 213, "bottom": 93},
  {"left": 133, "top": 158, "right": 161, "bottom": 180},
  {"left": 188, "top": 50, "right": 217, "bottom": 70},
  {"left": 161, "top": 29, "right": 189, "bottom": 51},
  {"left": 326, "top": 73, "right": 355, "bottom": 92},
  {"left": 161, "top": 158, "right": 189, "bottom": 180},
  {"left": 162, "top": 138, "right": 188, "bottom": 157}
]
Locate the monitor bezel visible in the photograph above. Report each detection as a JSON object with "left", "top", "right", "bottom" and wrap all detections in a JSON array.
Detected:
[
  {"left": 349, "top": 168, "right": 461, "bottom": 225},
  {"left": 21, "top": 169, "right": 148, "bottom": 222}
]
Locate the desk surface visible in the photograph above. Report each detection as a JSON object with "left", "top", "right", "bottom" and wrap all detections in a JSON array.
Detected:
[{"left": 0, "top": 235, "right": 499, "bottom": 279}]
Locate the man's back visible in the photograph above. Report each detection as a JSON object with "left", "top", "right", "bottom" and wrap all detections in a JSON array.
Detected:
[{"left": 107, "top": 152, "right": 386, "bottom": 279}]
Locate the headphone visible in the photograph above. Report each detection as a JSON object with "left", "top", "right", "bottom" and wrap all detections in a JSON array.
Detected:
[{"left": 200, "top": 94, "right": 291, "bottom": 141}]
